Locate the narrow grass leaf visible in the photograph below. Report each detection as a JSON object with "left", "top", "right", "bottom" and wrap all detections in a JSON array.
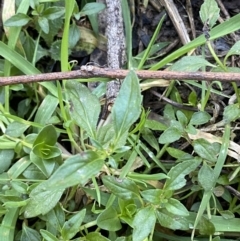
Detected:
[
  {"left": 151, "top": 13, "right": 240, "bottom": 70},
  {"left": 8, "top": 156, "right": 31, "bottom": 179},
  {"left": 121, "top": 0, "right": 132, "bottom": 68},
  {"left": 0, "top": 208, "right": 19, "bottom": 241},
  {"left": 191, "top": 124, "right": 230, "bottom": 239},
  {"left": 112, "top": 71, "right": 142, "bottom": 140},
  {"left": 0, "top": 41, "right": 40, "bottom": 74},
  {"left": 0, "top": 41, "right": 57, "bottom": 96},
  {"left": 137, "top": 14, "right": 165, "bottom": 69}
]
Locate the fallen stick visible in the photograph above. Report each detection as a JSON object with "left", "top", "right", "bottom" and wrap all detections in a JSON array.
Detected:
[{"left": 0, "top": 66, "right": 239, "bottom": 86}]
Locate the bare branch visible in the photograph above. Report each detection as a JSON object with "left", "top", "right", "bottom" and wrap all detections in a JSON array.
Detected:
[{"left": 0, "top": 66, "right": 240, "bottom": 87}]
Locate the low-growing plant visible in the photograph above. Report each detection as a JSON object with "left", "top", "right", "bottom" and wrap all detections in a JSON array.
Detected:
[{"left": 0, "top": 0, "right": 240, "bottom": 241}]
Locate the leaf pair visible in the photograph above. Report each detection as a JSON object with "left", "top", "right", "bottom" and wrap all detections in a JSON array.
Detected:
[
  {"left": 66, "top": 70, "right": 142, "bottom": 149},
  {"left": 25, "top": 151, "right": 104, "bottom": 218}
]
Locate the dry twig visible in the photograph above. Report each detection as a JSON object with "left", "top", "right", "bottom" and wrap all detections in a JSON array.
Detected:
[{"left": 0, "top": 66, "right": 240, "bottom": 86}]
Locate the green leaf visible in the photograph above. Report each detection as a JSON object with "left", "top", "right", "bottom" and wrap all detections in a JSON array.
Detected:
[
  {"left": 142, "top": 128, "right": 159, "bottom": 152},
  {"left": 47, "top": 151, "right": 104, "bottom": 189},
  {"left": 188, "top": 90, "right": 197, "bottom": 106},
  {"left": 144, "top": 119, "right": 167, "bottom": 131},
  {"left": 44, "top": 203, "right": 65, "bottom": 233},
  {"left": 85, "top": 232, "right": 111, "bottom": 241},
  {"left": 164, "top": 158, "right": 201, "bottom": 190},
  {"left": 185, "top": 123, "right": 197, "bottom": 135},
  {"left": 8, "top": 156, "right": 31, "bottom": 179},
  {"left": 128, "top": 172, "right": 168, "bottom": 181},
  {"left": 199, "top": 216, "right": 215, "bottom": 235},
  {"left": 151, "top": 13, "right": 240, "bottom": 70},
  {"left": 224, "top": 40, "right": 240, "bottom": 62},
  {"left": 96, "top": 123, "right": 115, "bottom": 148},
  {"left": 61, "top": 209, "right": 86, "bottom": 240},
  {"left": 42, "top": 7, "right": 65, "bottom": 20},
  {"left": 165, "top": 198, "right": 189, "bottom": 216},
  {"left": 32, "top": 143, "right": 61, "bottom": 160},
  {"left": 193, "top": 139, "right": 220, "bottom": 163},
  {"left": 38, "top": 16, "right": 49, "bottom": 34},
  {"left": 34, "top": 95, "right": 59, "bottom": 127},
  {"left": 176, "top": 111, "right": 188, "bottom": 126},
  {"left": 30, "top": 151, "right": 56, "bottom": 177},
  {"left": 49, "top": 40, "right": 62, "bottom": 61},
  {"left": 189, "top": 111, "right": 211, "bottom": 125},
  {"left": 33, "top": 125, "right": 57, "bottom": 146},
  {"left": 166, "top": 147, "right": 192, "bottom": 160},
  {"left": 156, "top": 209, "right": 189, "bottom": 230},
  {"left": 171, "top": 56, "right": 215, "bottom": 71},
  {"left": 22, "top": 32, "right": 49, "bottom": 63},
  {"left": 69, "top": 22, "right": 81, "bottom": 48},
  {"left": 5, "top": 121, "right": 29, "bottom": 137},
  {"left": 141, "top": 189, "right": 168, "bottom": 205},
  {"left": 198, "top": 162, "right": 216, "bottom": 191},
  {"left": 4, "top": 13, "right": 31, "bottom": 27},
  {"left": 158, "top": 127, "right": 182, "bottom": 144},
  {"left": 66, "top": 80, "right": 101, "bottom": 138},
  {"left": 218, "top": 210, "right": 235, "bottom": 219},
  {"left": 24, "top": 185, "right": 64, "bottom": 218},
  {"left": 102, "top": 176, "right": 140, "bottom": 200},
  {"left": 223, "top": 103, "right": 240, "bottom": 123},
  {"left": 11, "top": 181, "right": 28, "bottom": 194},
  {"left": 0, "top": 150, "right": 14, "bottom": 173},
  {"left": 21, "top": 223, "right": 41, "bottom": 241},
  {"left": 81, "top": 3, "right": 105, "bottom": 16},
  {"left": 132, "top": 206, "right": 156, "bottom": 241},
  {"left": 22, "top": 164, "right": 46, "bottom": 180},
  {"left": 200, "top": 0, "right": 220, "bottom": 28},
  {"left": 112, "top": 71, "right": 142, "bottom": 140},
  {"left": 164, "top": 104, "right": 176, "bottom": 120},
  {"left": 40, "top": 230, "right": 59, "bottom": 241},
  {"left": 0, "top": 208, "right": 19, "bottom": 241},
  {"left": 97, "top": 206, "right": 122, "bottom": 231},
  {"left": 119, "top": 198, "right": 136, "bottom": 220}
]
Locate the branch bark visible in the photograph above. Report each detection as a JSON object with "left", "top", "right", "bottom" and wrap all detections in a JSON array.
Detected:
[
  {"left": 105, "top": 0, "right": 125, "bottom": 101},
  {"left": 0, "top": 66, "right": 240, "bottom": 86}
]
